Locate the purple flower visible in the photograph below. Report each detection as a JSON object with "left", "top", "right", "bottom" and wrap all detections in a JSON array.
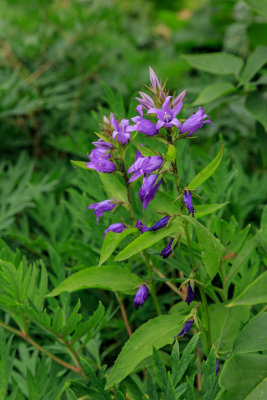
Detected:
[
  {"left": 136, "top": 91, "right": 155, "bottom": 110},
  {"left": 160, "top": 238, "right": 174, "bottom": 259},
  {"left": 104, "top": 223, "right": 126, "bottom": 236},
  {"left": 149, "top": 66, "right": 161, "bottom": 92},
  {"left": 139, "top": 174, "right": 162, "bottom": 211},
  {"left": 136, "top": 220, "right": 149, "bottom": 233},
  {"left": 180, "top": 107, "right": 213, "bottom": 136},
  {"left": 132, "top": 106, "right": 159, "bottom": 136},
  {"left": 172, "top": 90, "right": 187, "bottom": 108},
  {"left": 174, "top": 319, "right": 193, "bottom": 338},
  {"left": 183, "top": 190, "right": 195, "bottom": 218},
  {"left": 185, "top": 283, "right": 195, "bottom": 305},
  {"left": 128, "top": 149, "right": 163, "bottom": 182},
  {"left": 86, "top": 146, "right": 116, "bottom": 173},
  {"left": 92, "top": 139, "right": 113, "bottom": 149},
  {"left": 216, "top": 359, "right": 220, "bottom": 375},
  {"left": 149, "top": 215, "right": 170, "bottom": 231},
  {"left": 111, "top": 115, "right": 135, "bottom": 145},
  {"left": 88, "top": 199, "right": 117, "bottom": 223},
  {"left": 148, "top": 96, "right": 183, "bottom": 130},
  {"left": 134, "top": 284, "right": 149, "bottom": 309}
]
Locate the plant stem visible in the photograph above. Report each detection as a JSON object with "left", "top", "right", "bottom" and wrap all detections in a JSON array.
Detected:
[{"left": 115, "top": 293, "right": 132, "bottom": 336}]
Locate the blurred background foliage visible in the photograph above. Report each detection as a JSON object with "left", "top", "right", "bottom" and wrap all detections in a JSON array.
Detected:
[{"left": 0, "top": 0, "right": 267, "bottom": 398}]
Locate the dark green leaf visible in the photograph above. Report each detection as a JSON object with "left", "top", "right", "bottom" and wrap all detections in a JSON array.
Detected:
[
  {"left": 153, "top": 347, "right": 167, "bottom": 391},
  {"left": 233, "top": 313, "right": 267, "bottom": 354},
  {"left": 192, "top": 82, "right": 235, "bottom": 106}
]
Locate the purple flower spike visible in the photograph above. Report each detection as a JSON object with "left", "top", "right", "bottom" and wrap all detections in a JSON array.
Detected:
[
  {"left": 148, "top": 96, "right": 183, "bottom": 130},
  {"left": 216, "top": 359, "right": 220, "bottom": 375},
  {"left": 132, "top": 106, "right": 159, "bottom": 136},
  {"left": 139, "top": 174, "right": 162, "bottom": 211},
  {"left": 149, "top": 215, "right": 170, "bottom": 231},
  {"left": 88, "top": 199, "right": 117, "bottom": 224},
  {"left": 183, "top": 190, "right": 195, "bottom": 217},
  {"left": 180, "top": 107, "right": 213, "bottom": 136},
  {"left": 104, "top": 223, "right": 126, "bottom": 236},
  {"left": 185, "top": 283, "right": 195, "bottom": 305},
  {"left": 134, "top": 284, "right": 149, "bottom": 309},
  {"left": 128, "top": 149, "right": 163, "bottom": 182},
  {"left": 149, "top": 66, "right": 161, "bottom": 92},
  {"left": 111, "top": 115, "right": 135, "bottom": 145},
  {"left": 136, "top": 220, "right": 149, "bottom": 233},
  {"left": 172, "top": 90, "right": 187, "bottom": 108},
  {"left": 136, "top": 92, "right": 155, "bottom": 110},
  {"left": 160, "top": 238, "right": 174, "bottom": 259},
  {"left": 174, "top": 319, "right": 193, "bottom": 338}
]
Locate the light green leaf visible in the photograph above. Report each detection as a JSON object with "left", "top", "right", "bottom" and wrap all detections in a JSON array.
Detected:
[
  {"left": 219, "top": 354, "right": 267, "bottom": 400},
  {"left": 194, "top": 202, "right": 229, "bottom": 218},
  {"left": 70, "top": 160, "right": 88, "bottom": 170},
  {"left": 209, "top": 304, "right": 250, "bottom": 354},
  {"left": 165, "top": 145, "right": 176, "bottom": 162},
  {"left": 188, "top": 146, "right": 223, "bottom": 190},
  {"left": 105, "top": 313, "right": 184, "bottom": 388},
  {"left": 244, "top": 0, "right": 267, "bottom": 17},
  {"left": 114, "top": 217, "right": 183, "bottom": 262},
  {"left": 241, "top": 46, "right": 267, "bottom": 83},
  {"left": 47, "top": 266, "right": 143, "bottom": 297},
  {"left": 99, "top": 228, "right": 138, "bottom": 266},
  {"left": 99, "top": 173, "right": 128, "bottom": 203},
  {"left": 192, "top": 82, "right": 235, "bottom": 106},
  {"left": 227, "top": 271, "right": 267, "bottom": 307},
  {"left": 245, "top": 92, "right": 267, "bottom": 131},
  {"left": 137, "top": 145, "right": 159, "bottom": 157},
  {"left": 182, "top": 53, "right": 243, "bottom": 76},
  {"left": 233, "top": 313, "right": 267, "bottom": 354},
  {"left": 183, "top": 216, "right": 225, "bottom": 279}
]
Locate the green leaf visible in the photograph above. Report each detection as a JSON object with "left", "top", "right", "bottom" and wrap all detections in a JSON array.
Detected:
[
  {"left": 105, "top": 313, "right": 184, "bottom": 388},
  {"left": 194, "top": 203, "right": 229, "bottom": 218},
  {"left": 47, "top": 266, "right": 143, "bottom": 297},
  {"left": 153, "top": 347, "right": 167, "bottom": 391},
  {"left": 98, "top": 173, "right": 128, "bottom": 203},
  {"left": 165, "top": 145, "right": 176, "bottom": 162},
  {"left": 244, "top": 0, "right": 267, "bottom": 17},
  {"left": 183, "top": 216, "right": 225, "bottom": 279},
  {"left": 241, "top": 46, "right": 267, "bottom": 83},
  {"left": 99, "top": 228, "right": 138, "bottom": 266},
  {"left": 209, "top": 304, "right": 250, "bottom": 354},
  {"left": 114, "top": 217, "right": 183, "bottom": 261},
  {"left": 173, "top": 333, "right": 199, "bottom": 387},
  {"left": 147, "top": 368, "right": 158, "bottom": 400},
  {"left": 165, "top": 373, "right": 176, "bottom": 400},
  {"left": 123, "top": 377, "right": 147, "bottom": 400},
  {"left": 219, "top": 354, "right": 267, "bottom": 400},
  {"left": 233, "top": 313, "right": 267, "bottom": 354},
  {"left": 137, "top": 145, "right": 159, "bottom": 157},
  {"left": 192, "top": 82, "right": 235, "bottom": 106},
  {"left": 70, "top": 160, "right": 89, "bottom": 170},
  {"left": 187, "top": 146, "right": 223, "bottom": 190},
  {"left": 201, "top": 347, "right": 220, "bottom": 400},
  {"left": 227, "top": 271, "right": 267, "bottom": 307},
  {"left": 65, "top": 386, "right": 78, "bottom": 400},
  {"left": 182, "top": 53, "right": 243, "bottom": 76},
  {"left": 245, "top": 92, "right": 267, "bottom": 131}
]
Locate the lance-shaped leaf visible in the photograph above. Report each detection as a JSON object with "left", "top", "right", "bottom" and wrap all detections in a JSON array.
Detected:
[
  {"left": 47, "top": 266, "right": 143, "bottom": 297},
  {"left": 192, "top": 82, "right": 235, "bottom": 106},
  {"left": 98, "top": 173, "right": 128, "bottom": 203},
  {"left": 187, "top": 146, "right": 223, "bottom": 190},
  {"left": 182, "top": 53, "right": 243, "bottom": 76},
  {"left": 71, "top": 160, "right": 88, "bottom": 170},
  {"left": 183, "top": 216, "right": 225, "bottom": 279},
  {"left": 233, "top": 313, "right": 267, "bottom": 354},
  {"left": 227, "top": 271, "right": 267, "bottom": 307},
  {"left": 241, "top": 46, "right": 267, "bottom": 83},
  {"left": 105, "top": 313, "right": 184, "bottom": 388}
]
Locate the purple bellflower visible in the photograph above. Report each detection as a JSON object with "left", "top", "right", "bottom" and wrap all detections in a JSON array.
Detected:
[
  {"left": 111, "top": 115, "right": 135, "bottom": 145},
  {"left": 139, "top": 174, "right": 162, "bottom": 211},
  {"left": 92, "top": 139, "right": 113, "bottom": 149},
  {"left": 216, "top": 359, "right": 220, "bottom": 375},
  {"left": 180, "top": 107, "right": 213, "bottom": 136},
  {"left": 174, "top": 319, "right": 193, "bottom": 338},
  {"left": 136, "top": 91, "right": 155, "bottom": 110},
  {"left": 147, "top": 96, "right": 183, "bottom": 130},
  {"left": 149, "top": 215, "right": 170, "bottom": 231},
  {"left": 104, "top": 223, "right": 126, "bottom": 236},
  {"left": 183, "top": 190, "right": 195, "bottom": 218},
  {"left": 185, "top": 283, "right": 195, "bottom": 305},
  {"left": 132, "top": 105, "right": 159, "bottom": 136},
  {"left": 160, "top": 238, "right": 174, "bottom": 259},
  {"left": 134, "top": 284, "right": 149, "bottom": 309},
  {"left": 149, "top": 66, "right": 161, "bottom": 92},
  {"left": 136, "top": 220, "right": 149, "bottom": 233},
  {"left": 128, "top": 149, "right": 163, "bottom": 182},
  {"left": 86, "top": 146, "right": 116, "bottom": 173},
  {"left": 88, "top": 199, "right": 117, "bottom": 223}
]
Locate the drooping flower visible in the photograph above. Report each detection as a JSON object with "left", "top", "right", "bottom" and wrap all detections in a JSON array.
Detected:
[
  {"left": 86, "top": 147, "right": 116, "bottom": 173},
  {"left": 185, "top": 282, "right": 195, "bottom": 305},
  {"left": 147, "top": 96, "right": 183, "bottom": 130},
  {"left": 136, "top": 220, "right": 149, "bottom": 233},
  {"left": 136, "top": 91, "right": 155, "bottom": 110},
  {"left": 111, "top": 115, "right": 135, "bottom": 145},
  {"left": 134, "top": 284, "right": 149, "bottom": 309},
  {"left": 104, "top": 223, "right": 126, "bottom": 236},
  {"left": 149, "top": 215, "right": 170, "bottom": 231},
  {"left": 183, "top": 190, "right": 195, "bottom": 218},
  {"left": 131, "top": 105, "right": 159, "bottom": 136},
  {"left": 216, "top": 359, "right": 220, "bottom": 375},
  {"left": 139, "top": 174, "right": 162, "bottom": 211},
  {"left": 160, "top": 238, "right": 174, "bottom": 259},
  {"left": 128, "top": 149, "right": 163, "bottom": 182},
  {"left": 180, "top": 107, "right": 213, "bottom": 136},
  {"left": 88, "top": 199, "right": 117, "bottom": 223},
  {"left": 174, "top": 319, "right": 193, "bottom": 338}
]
